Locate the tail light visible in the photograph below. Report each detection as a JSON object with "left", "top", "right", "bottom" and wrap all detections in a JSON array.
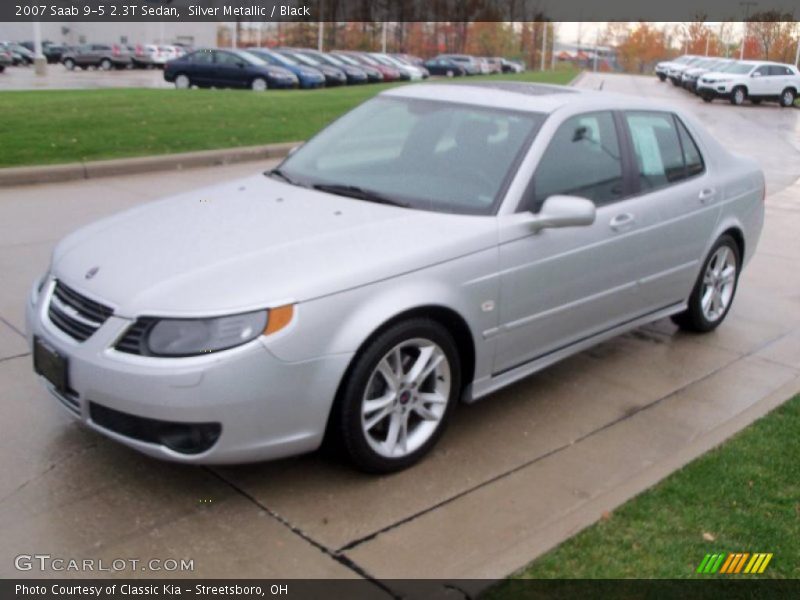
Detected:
[
  {"left": 112, "top": 44, "right": 120, "bottom": 56},
  {"left": 135, "top": 44, "right": 143, "bottom": 56}
]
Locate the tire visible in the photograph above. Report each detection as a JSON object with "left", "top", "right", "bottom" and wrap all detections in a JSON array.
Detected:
[
  {"left": 63, "top": 58, "right": 75, "bottom": 70},
  {"left": 100, "top": 58, "right": 112, "bottom": 71},
  {"left": 335, "top": 318, "right": 461, "bottom": 473},
  {"left": 730, "top": 86, "right": 746, "bottom": 106},
  {"left": 779, "top": 88, "right": 796, "bottom": 108},
  {"left": 251, "top": 77, "right": 268, "bottom": 91},
  {"left": 671, "top": 235, "right": 741, "bottom": 333},
  {"left": 657, "top": 73, "right": 666, "bottom": 82},
  {"left": 446, "top": 69, "right": 454, "bottom": 78},
  {"left": 174, "top": 73, "right": 191, "bottom": 89},
  {"left": 0, "top": 65, "right": 4, "bottom": 73}
]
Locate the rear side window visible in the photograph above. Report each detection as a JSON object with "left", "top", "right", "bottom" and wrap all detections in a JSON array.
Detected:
[
  {"left": 623, "top": 111, "right": 704, "bottom": 192},
  {"left": 532, "top": 111, "right": 624, "bottom": 210},
  {"left": 675, "top": 118, "right": 704, "bottom": 178}
]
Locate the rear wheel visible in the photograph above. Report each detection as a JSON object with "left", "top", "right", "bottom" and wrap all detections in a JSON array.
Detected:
[
  {"left": 174, "top": 73, "right": 191, "bottom": 89},
  {"left": 730, "top": 86, "right": 746, "bottom": 106},
  {"left": 657, "top": 73, "right": 666, "bottom": 82},
  {"left": 336, "top": 319, "right": 460, "bottom": 473},
  {"left": 100, "top": 58, "right": 112, "bottom": 71},
  {"left": 779, "top": 88, "right": 796, "bottom": 107},
  {"left": 63, "top": 58, "right": 75, "bottom": 70},
  {"left": 251, "top": 77, "right": 268, "bottom": 91},
  {"left": 671, "top": 235, "right": 740, "bottom": 333}
]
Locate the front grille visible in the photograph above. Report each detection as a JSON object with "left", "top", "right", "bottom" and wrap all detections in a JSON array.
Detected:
[
  {"left": 48, "top": 281, "right": 113, "bottom": 342},
  {"left": 115, "top": 317, "right": 157, "bottom": 355}
]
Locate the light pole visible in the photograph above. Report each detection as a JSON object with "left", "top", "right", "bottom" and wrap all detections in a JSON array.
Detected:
[
  {"left": 541, "top": 22, "right": 547, "bottom": 71},
  {"left": 593, "top": 28, "right": 599, "bottom": 72},
  {"left": 382, "top": 22, "right": 387, "bottom": 53},
  {"left": 739, "top": 1, "right": 757, "bottom": 59},
  {"left": 32, "top": 20, "right": 46, "bottom": 76}
]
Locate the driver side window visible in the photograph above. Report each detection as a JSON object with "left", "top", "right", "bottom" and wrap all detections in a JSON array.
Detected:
[{"left": 531, "top": 111, "right": 624, "bottom": 212}]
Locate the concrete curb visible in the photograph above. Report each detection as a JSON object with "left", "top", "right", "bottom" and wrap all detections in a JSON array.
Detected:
[
  {"left": 567, "top": 70, "right": 586, "bottom": 87},
  {"left": 0, "top": 141, "right": 299, "bottom": 187}
]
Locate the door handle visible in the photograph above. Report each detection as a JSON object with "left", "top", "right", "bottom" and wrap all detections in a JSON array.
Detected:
[
  {"left": 609, "top": 212, "right": 636, "bottom": 232},
  {"left": 699, "top": 188, "right": 716, "bottom": 204}
]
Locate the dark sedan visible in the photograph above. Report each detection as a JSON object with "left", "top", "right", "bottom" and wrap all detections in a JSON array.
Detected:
[
  {"left": 330, "top": 52, "right": 383, "bottom": 82},
  {"left": 246, "top": 48, "right": 325, "bottom": 89},
  {"left": 0, "top": 49, "right": 11, "bottom": 72},
  {"left": 274, "top": 48, "right": 347, "bottom": 86},
  {"left": 164, "top": 49, "right": 298, "bottom": 90},
  {"left": 423, "top": 58, "right": 467, "bottom": 77},
  {"left": 292, "top": 48, "right": 368, "bottom": 84}
]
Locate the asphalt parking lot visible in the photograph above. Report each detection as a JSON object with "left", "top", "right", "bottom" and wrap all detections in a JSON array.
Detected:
[
  {"left": 1, "top": 73, "right": 799, "bottom": 590},
  {"left": 0, "top": 64, "right": 173, "bottom": 90}
]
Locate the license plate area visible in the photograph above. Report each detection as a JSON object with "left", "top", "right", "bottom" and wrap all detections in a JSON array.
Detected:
[{"left": 33, "top": 336, "right": 69, "bottom": 394}]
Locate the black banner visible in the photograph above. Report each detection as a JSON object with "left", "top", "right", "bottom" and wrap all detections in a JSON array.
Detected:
[
  {"left": 4, "top": 579, "right": 800, "bottom": 600},
  {"left": 4, "top": 0, "right": 800, "bottom": 22}
]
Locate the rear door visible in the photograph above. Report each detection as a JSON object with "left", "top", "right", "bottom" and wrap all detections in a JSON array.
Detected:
[
  {"left": 214, "top": 50, "right": 247, "bottom": 87},
  {"left": 619, "top": 111, "right": 720, "bottom": 306}
]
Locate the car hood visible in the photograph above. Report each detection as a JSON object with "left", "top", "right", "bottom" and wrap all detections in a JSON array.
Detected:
[{"left": 52, "top": 175, "right": 497, "bottom": 317}]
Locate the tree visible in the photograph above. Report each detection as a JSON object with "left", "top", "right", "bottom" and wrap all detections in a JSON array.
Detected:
[
  {"left": 747, "top": 12, "right": 798, "bottom": 61},
  {"left": 616, "top": 22, "right": 670, "bottom": 74}
]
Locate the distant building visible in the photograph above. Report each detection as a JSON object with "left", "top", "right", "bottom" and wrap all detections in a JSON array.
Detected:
[
  {"left": 0, "top": 22, "right": 218, "bottom": 47},
  {"left": 553, "top": 41, "right": 620, "bottom": 71}
]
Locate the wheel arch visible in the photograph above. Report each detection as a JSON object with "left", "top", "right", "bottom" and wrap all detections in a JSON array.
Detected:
[{"left": 721, "top": 226, "right": 746, "bottom": 263}]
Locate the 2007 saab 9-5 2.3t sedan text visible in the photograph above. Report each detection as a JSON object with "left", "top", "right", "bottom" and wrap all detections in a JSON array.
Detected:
[{"left": 27, "top": 82, "right": 764, "bottom": 473}]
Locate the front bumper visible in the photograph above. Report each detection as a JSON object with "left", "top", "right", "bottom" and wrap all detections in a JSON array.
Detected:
[
  {"left": 26, "top": 278, "right": 353, "bottom": 464},
  {"left": 697, "top": 82, "right": 732, "bottom": 98}
]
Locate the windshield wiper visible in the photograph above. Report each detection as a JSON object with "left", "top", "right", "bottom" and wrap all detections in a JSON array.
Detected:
[
  {"left": 312, "top": 183, "right": 410, "bottom": 208},
  {"left": 266, "top": 168, "right": 303, "bottom": 187}
]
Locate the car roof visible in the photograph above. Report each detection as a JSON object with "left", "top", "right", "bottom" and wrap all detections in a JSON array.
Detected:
[{"left": 384, "top": 82, "right": 685, "bottom": 115}]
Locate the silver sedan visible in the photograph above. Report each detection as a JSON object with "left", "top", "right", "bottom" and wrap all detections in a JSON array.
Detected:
[{"left": 27, "top": 82, "right": 765, "bottom": 472}]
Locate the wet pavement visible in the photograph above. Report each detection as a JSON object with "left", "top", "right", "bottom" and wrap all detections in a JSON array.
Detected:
[{"left": 0, "top": 73, "right": 799, "bottom": 591}]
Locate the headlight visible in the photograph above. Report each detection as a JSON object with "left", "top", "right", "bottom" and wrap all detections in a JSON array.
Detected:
[
  {"left": 30, "top": 271, "right": 49, "bottom": 306},
  {"left": 144, "top": 306, "right": 294, "bottom": 357}
]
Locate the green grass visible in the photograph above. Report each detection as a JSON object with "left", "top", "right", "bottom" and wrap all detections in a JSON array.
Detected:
[
  {"left": 500, "top": 394, "right": 800, "bottom": 581},
  {"left": 0, "top": 69, "right": 578, "bottom": 168}
]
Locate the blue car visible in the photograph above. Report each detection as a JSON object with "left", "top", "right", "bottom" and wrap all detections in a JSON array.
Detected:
[
  {"left": 247, "top": 48, "right": 326, "bottom": 89},
  {"left": 163, "top": 49, "right": 298, "bottom": 91}
]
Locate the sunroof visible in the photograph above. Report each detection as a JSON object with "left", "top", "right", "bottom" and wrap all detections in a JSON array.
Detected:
[{"left": 456, "top": 82, "right": 578, "bottom": 95}]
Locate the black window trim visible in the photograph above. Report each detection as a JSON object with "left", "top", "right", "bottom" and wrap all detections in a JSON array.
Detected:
[
  {"left": 616, "top": 109, "right": 707, "bottom": 201},
  {"left": 517, "top": 109, "right": 635, "bottom": 213}
]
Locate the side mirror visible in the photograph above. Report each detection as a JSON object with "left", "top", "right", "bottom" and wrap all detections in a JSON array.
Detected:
[
  {"left": 533, "top": 195, "right": 596, "bottom": 229},
  {"left": 751, "top": 71, "right": 761, "bottom": 78}
]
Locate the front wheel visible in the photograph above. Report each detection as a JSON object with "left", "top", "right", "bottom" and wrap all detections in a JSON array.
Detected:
[
  {"left": 336, "top": 319, "right": 460, "bottom": 473},
  {"left": 779, "top": 88, "right": 796, "bottom": 107},
  {"left": 657, "top": 73, "right": 666, "bottom": 82},
  {"left": 63, "top": 58, "right": 75, "bottom": 70},
  {"left": 251, "top": 77, "right": 268, "bottom": 91},
  {"left": 100, "top": 58, "right": 112, "bottom": 71},
  {"left": 174, "top": 73, "right": 191, "bottom": 89},
  {"left": 672, "top": 235, "right": 740, "bottom": 333},
  {"left": 730, "top": 86, "right": 746, "bottom": 106}
]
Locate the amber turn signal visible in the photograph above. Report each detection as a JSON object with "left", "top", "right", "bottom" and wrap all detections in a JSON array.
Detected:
[{"left": 264, "top": 304, "right": 295, "bottom": 335}]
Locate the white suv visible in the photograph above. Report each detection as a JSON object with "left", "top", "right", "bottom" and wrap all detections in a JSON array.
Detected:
[
  {"left": 697, "top": 60, "right": 799, "bottom": 107},
  {"left": 654, "top": 54, "right": 699, "bottom": 83}
]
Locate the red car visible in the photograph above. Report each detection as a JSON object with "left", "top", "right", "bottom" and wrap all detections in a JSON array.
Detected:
[{"left": 333, "top": 51, "right": 401, "bottom": 82}]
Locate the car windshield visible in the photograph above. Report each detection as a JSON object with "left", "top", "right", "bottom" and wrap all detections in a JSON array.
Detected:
[
  {"left": 275, "top": 96, "right": 544, "bottom": 215},
  {"left": 321, "top": 53, "right": 345, "bottom": 66},
  {"left": 235, "top": 50, "right": 267, "bottom": 66},
  {"left": 723, "top": 63, "right": 754, "bottom": 74},
  {"left": 288, "top": 52, "right": 320, "bottom": 66},
  {"left": 370, "top": 54, "right": 393, "bottom": 66},
  {"left": 335, "top": 54, "right": 360, "bottom": 66}
]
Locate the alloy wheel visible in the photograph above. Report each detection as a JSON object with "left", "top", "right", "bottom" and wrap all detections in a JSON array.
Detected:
[
  {"left": 700, "top": 246, "right": 737, "bottom": 322},
  {"left": 361, "top": 338, "right": 451, "bottom": 459}
]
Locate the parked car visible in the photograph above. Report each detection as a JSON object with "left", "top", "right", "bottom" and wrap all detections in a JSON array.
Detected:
[
  {"left": 387, "top": 54, "right": 430, "bottom": 78},
  {"left": 274, "top": 48, "right": 347, "bottom": 86},
  {"left": 246, "top": 48, "right": 326, "bottom": 88},
  {"left": 654, "top": 54, "right": 699, "bottom": 82},
  {"left": 291, "top": 48, "right": 369, "bottom": 84},
  {"left": 681, "top": 58, "right": 734, "bottom": 93},
  {"left": 131, "top": 44, "right": 177, "bottom": 69},
  {"left": 163, "top": 49, "right": 298, "bottom": 90},
  {"left": 666, "top": 56, "right": 706, "bottom": 86},
  {"left": 43, "top": 44, "right": 70, "bottom": 64},
  {"left": 436, "top": 54, "right": 481, "bottom": 75},
  {"left": 0, "top": 41, "right": 34, "bottom": 65},
  {"left": 61, "top": 44, "right": 133, "bottom": 70},
  {"left": 697, "top": 60, "right": 799, "bottom": 106},
  {"left": 484, "top": 57, "right": 504, "bottom": 74},
  {"left": 331, "top": 52, "right": 383, "bottom": 82},
  {"left": 423, "top": 57, "right": 467, "bottom": 77},
  {"left": 500, "top": 58, "right": 524, "bottom": 73},
  {"left": 28, "top": 82, "right": 764, "bottom": 472},
  {"left": 369, "top": 52, "right": 426, "bottom": 80},
  {"left": 0, "top": 49, "right": 11, "bottom": 72},
  {"left": 334, "top": 51, "right": 401, "bottom": 82}
]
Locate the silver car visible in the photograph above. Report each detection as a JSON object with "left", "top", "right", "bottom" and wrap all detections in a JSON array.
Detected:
[{"left": 27, "top": 82, "right": 765, "bottom": 472}]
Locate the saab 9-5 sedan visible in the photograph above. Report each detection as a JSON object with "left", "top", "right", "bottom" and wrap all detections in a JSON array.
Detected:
[{"left": 28, "top": 82, "right": 765, "bottom": 472}]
